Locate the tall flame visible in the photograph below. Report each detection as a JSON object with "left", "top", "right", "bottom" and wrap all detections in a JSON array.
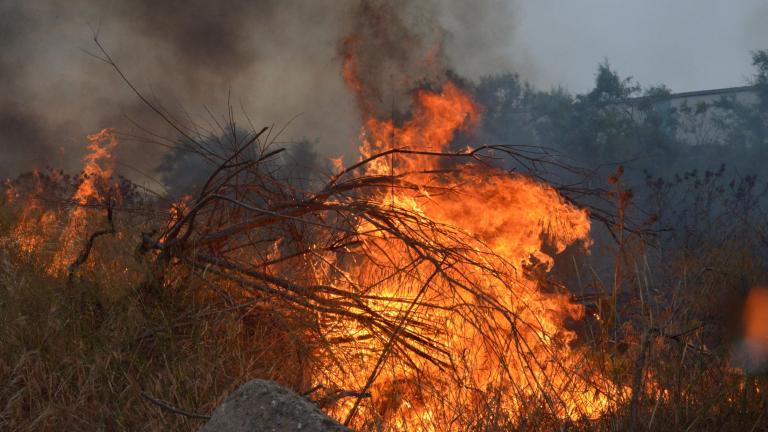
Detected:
[
  {"left": 326, "top": 42, "right": 624, "bottom": 428},
  {"left": 10, "top": 170, "right": 58, "bottom": 255},
  {"left": 0, "top": 38, "right": 626, "bottom": 429},
  {"left": 49, "top": 128, "right": 117, "bottom": 275}
]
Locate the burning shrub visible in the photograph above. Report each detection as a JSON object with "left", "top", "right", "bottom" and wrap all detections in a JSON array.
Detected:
[
  {"left": 3, "top": 4, "right": 766, "bottom": 429},
  {"left": 1, "top": 79, "right": 629, "bottom": 430}
]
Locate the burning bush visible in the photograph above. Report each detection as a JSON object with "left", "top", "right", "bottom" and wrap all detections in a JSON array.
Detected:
[
  {"left": 0, "top": 74, "right": 631, "bottom": 430},
  {"left": 2, "top": 4, "right": 767, "bottom": 430}
]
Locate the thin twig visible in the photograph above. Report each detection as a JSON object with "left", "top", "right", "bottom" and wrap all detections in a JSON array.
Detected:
[{"left": 140, "top": 391, "right": 211, "bottom": 420}]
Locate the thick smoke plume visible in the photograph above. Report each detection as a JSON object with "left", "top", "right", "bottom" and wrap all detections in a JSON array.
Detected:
[
  {"left": 0, "top": 0, "right": 525, "bottom": 183},
  {"left": 342, "top": 0, "right": 527, "bottom": 119},
  {"left": 0, "top": 3, "right": 61, "bottom": 174},
  {"left": 342, "top": 0, "right": 448, "bottom": 118}
]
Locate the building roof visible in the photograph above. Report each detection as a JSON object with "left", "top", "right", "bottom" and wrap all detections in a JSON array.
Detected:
[{"left": 664, "top": 85, "right": 757, "bottom": 100}]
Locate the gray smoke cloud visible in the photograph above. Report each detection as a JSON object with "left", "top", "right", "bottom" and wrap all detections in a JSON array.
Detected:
[
  {"left": 341, "top": 0, "right": 532, "bottom": 119},
  {"left": 341, "top": 0, "right": 447, "bottom": 117},
  {"left": 438, "top": 0, "right": 535, "bottom": 81},
  {"left": 0, "top": 0, "right": 526, "bottom": 182},
  {"left": 0, "top": 3, "right": 62, "bottom": 174}
]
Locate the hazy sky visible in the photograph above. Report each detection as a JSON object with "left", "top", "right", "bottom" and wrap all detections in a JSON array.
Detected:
[
  {"left": 2, "top": 0, "right": 766, "bottom": 178},
  {"left": 513, "top": 0, "right": 768, "bottom": 93}
]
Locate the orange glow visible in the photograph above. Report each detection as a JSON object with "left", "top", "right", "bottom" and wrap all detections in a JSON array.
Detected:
[
  {"left": 735, "top": 286, "right": 768, "bottom": 373},
  {"left": 744, "top": 287, "right": 768, "bottom": 344},
  {"left": 359, "top": 81, "right": 478, "bottom": 177},
  {"left": 160, "top": 194, "right": 192, "bottom": 245},
  {"left": 322, "top": 49, "right": 625, "bottom": 428},
  {"left": 10, "top": 170, "right": 58, "bottom": 255},
  {"left": 0, "top": 37, "right": 629, "bottom": 429},
  {"left": 48, "top": 128, "right": 117, "bottom": 275}
]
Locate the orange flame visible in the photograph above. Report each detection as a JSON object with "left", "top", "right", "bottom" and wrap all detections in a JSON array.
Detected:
[
  {"left": 328, "top": 45, "right": 624, "bottom": 427},
  {"left": 732, "top": 287, "right": 768, "bottom": 375},
  {"left": 48, "top": 128, "right": 118, "bottom": 275},
  {"left": 10, "top": 170, "right": 57, "bottom": 255},
  {"left": 744, "top": 287, "right": 768, "bottom": 345}
]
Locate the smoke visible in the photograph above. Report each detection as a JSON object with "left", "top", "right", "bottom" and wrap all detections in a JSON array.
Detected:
[
  {"left": 0, "top": 3, "right": 60, "bottom": 174},
  {"left": 0, "top": 0, "right": 526, "bottom": 183},
  {"left": 342, "top": 0, "right": 447, "bottom": 117},
  {"left": 745, "top": 3, "right": 768, "bottom": 60},
  {"left": 120, "top": 0, "right": 274, "bottom": 84},
  {"left": 341, "top": 0, "right": 531, "bottom": 119},
  {"left": 438, "top": 0, "right": 535, "bottom": 81}
]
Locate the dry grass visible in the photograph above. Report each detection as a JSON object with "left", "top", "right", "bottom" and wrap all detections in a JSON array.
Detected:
[
  {"left": 0, "top": 212, "right": 310, "bottom": 431},
  {"left": 1, "top": 153, "right": 767, "bottom": 431}
]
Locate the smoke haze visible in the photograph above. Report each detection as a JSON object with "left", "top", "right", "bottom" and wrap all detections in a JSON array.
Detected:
[
  {"left": 0, "top": 0, "right": 530, "bottom": 182},
  {"left": 518, "top": 0, "right": 768, "bottom": 92},
  {"left": 2, "top": 0, "right": 766, "bottom": 181}
]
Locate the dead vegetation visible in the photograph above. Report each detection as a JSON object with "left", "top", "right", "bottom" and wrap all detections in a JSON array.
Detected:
[
  {"left": 2, "top": 122, "right": 766, "bottom": 431},
  {"left": 1, "top": 39, "right": 767, "bottom": 432}
]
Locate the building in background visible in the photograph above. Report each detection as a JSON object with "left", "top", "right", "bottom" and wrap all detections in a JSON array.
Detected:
[{"left": 650, "top": 85, "right": 759, "bottom": 146}]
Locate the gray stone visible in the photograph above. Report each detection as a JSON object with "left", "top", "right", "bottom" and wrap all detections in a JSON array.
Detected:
[{"left": 200, "top": 380, "right": 350, "bottom": 432}]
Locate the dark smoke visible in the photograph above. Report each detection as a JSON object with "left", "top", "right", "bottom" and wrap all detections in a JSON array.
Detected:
[
  {"left": 342, "top": 0, "right": 447, "bottom": 117},
  {"left": 116, "top": 0, "right": 280, "bottom": 90},
  {"left": 0, "top": 3, "right": 58, "bottom": 174},
  {"left": 341, "top": 0, "right": 528, "bottom": 120},
  {"left": 0, "top": 0, "right": 525, "bottom": 185}
]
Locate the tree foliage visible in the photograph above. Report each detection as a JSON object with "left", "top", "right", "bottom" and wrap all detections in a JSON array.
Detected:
[{"left": 472, "top": 56, "right": 768, "bottom": 178}]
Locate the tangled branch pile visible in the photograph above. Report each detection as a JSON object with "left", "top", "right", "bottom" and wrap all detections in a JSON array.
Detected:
[{"left": 120, "top": 107, "right": 621, "bottom": 429}]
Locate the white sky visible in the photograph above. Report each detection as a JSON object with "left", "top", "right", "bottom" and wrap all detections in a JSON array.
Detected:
[{"left": 512, "top": 0, "right": 768, "bottom": 93}]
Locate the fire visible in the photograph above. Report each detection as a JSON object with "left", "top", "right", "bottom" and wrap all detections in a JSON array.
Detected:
[
  {"left": 49, "top": 128, "right": 118, "bottom": 275},
  {"left": 0, "top": 30, "right": 627, "bottom": 429},
  {"left": 358, "top": 81, "right": 479, "bottom": 177},
  {"left": 744, "top": 287, "right": 768, "bottom": 348},
  {"left": 322, "top": 45, "right": 625, "bottom": 428},
  {"left": 10, "top": 170, "right": 53, "bottom": 255},
  {"left": 5, "top": 130, "right": 118, "bottom": 275},
  {"left": 732, "top": 287, "right": 768, "bottom": 375}
]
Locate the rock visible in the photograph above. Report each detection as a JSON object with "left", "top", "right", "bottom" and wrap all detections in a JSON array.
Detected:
[{"left": 200, "top": 380, "right": 350, "bottom": 432}]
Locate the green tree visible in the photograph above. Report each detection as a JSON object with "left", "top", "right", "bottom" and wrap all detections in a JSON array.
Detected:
[
  {"left": 472, "top": 72, "right": 537, "bottom": 147},
  {"left": 713, "top": 50, "right": 768, "bottom": 156},
  {"left": 531, "top": 62, "right": 680, "bottom": 165}
]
